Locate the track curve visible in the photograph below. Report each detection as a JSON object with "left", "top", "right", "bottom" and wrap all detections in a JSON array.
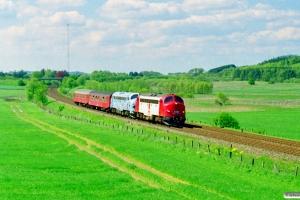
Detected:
[{"left": 47, "top": 86, "right": 300, "bottom": 158}]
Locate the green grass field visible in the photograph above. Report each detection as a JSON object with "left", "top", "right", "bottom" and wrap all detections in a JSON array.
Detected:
[
  {"left": 0, "top": 93, "right": 183, "bottom": 199},
  {"left": 1, "top": 85, "right": 300, "bottom": 199},
  {"left": 0, "top": 79, "right": 20, "bottom": 86},
  {"left": 185, "top": 81, "right": 300, "bottom": 141}
]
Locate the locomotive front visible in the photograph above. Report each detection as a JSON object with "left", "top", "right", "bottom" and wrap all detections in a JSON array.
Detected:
[{"left": 161, "top": 94, "right": 186, "bottom": 126}]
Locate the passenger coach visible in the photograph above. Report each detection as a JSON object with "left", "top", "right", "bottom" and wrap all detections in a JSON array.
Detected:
[
  {"left": 74, "top": 89, "right": 93, "bottom": 106},
  {"left": 89, "top": 91, "right": 114, "bottom": 111}
]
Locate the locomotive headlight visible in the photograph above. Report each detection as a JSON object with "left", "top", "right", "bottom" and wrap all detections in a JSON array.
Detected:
[{"left": 167, "top": 110, "right": 170, "bottom": 113}]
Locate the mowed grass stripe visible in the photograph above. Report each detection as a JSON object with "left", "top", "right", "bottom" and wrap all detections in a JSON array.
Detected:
[
  {"left": 12, "top": 106, "right": 161, "bottom": 187},
  {"left": 13, "top": 106, "right": 207, "bottom": 200},
  {"left": 12, "top": 104, "right": 234, "bottom": 200},
  {"left": 2, "top": 102, "right": 176, "bottom": 199},
  {"left": 20, "top": 110, "right": 190, "bottom": 184}
]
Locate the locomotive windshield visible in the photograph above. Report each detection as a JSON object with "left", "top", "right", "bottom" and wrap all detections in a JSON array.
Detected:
[
  {"left": 131, "top": 94, "right": 138, "bottom": 100},
  {"left": 164, "top": 96, "right": 174, "bottom": 103},
  {"left": 175, "top": 96, "right": 184, "bottom": 104}
]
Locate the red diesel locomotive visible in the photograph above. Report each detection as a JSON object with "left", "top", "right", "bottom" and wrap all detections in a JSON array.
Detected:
[{"left": 135, "top": 93, "right": 186, "bottom": 126}]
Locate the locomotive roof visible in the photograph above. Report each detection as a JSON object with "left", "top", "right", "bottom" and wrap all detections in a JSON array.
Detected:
[
  {"left": 112, "top": 92, "right": 139, "bottom": 97},
  {"left": 74, "top": 89, "right": 94, "bottom": 95},
  {"left": 140, "top": 93, "right": 176, "bottom": 98},
  {"left": 90, "top": 91, "right": 114, "bottom": 96}
]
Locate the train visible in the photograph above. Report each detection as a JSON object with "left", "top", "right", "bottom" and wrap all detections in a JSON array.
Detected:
[{"left": 73, "top": 89, "right": 186, "bottom": 126}]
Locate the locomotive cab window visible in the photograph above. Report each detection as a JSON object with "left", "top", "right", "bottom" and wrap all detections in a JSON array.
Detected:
[
  {"left": 164, "top": 96, "right": 174, "bottom": 103},
  {"left": 175, "top": 96, "right": 184, "bottom": 104},
  {"left": 131, "top": 94, "right": 138, "bottom": 100}
]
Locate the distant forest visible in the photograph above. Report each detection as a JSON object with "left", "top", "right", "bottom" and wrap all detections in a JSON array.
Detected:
[
  {"left": 1, "top": 55, "right": 300, "bottom": 96},
  {"left": 207, "top": 55, "right": 300, "bottom": 83}
]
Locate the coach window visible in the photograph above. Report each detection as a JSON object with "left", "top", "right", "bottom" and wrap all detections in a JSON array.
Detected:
[{"left": 164, "top": 96, "right": 174, "bottom": 103}]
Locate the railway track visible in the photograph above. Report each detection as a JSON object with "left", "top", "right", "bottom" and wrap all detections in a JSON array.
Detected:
[{"left": 47, "top": 86, "right": 300, "bottom": 159}]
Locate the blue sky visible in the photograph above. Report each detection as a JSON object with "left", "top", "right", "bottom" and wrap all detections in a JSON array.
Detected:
[{"left": 1, "top": 0, "right": 300, "bottom": 74}]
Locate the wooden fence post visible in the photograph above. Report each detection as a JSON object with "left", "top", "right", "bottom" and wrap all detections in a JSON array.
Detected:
[
  {"left": 240, "top": 154, "right": 242, "bottom": 162},
  {"left": 251, "top": 158, "right": 254, "bottom": 165},
  {"left": 295, "top": 166, "right": 298, "bottom": 176},
  {"left": 229, "top": 151, "right": 232, "bottom": 159},
  {"left": 191, "top": 140, "right": 194, "bottom": 148},
  {"left": 207, "top": 145, "right": 210, "bottom": 153},
  {"left": 274, "top": 163, "right": 279, "bottom": 172}
]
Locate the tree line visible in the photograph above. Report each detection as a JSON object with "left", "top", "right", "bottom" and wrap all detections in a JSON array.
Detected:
[
  {"left": 9, "top": 54, "right": 300, "bottom": 98},
  {"left": 67, "top": 76, "right": 213, "bottom": 97},
  {"left": 207, "top": 55, "right": 300, "bottom": 83},
  {"left": 0, "top": 70, "right": 29, "bottom": 79}
]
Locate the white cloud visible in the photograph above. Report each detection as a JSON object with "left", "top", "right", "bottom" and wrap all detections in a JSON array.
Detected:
[
  {"left": 29, "top": 11, "right": 86, "bottom": 26},
  {"left": 267, "top": 19, "right": 300, "bottom": 29},
  {"left": 4, "top": 25, "right": 26, "bottom": 36},
  {"left": 0, "top": 0, "right": 14, "bottom": 11},
  {"left": 73, "top": 30, "right": 105, "bottom": 49},
  {"left": 249, "top": 27, "right": 300, "bottom": 43},
  {"left": 100, "top": 0, "right": 182, "bottom": 20},
  {"left": 181, "top": 0, "right": 240, "bottom": 11},
  {"left": 274, "top": 27, "right": 300, "bottom": 40},
  {"left": 37, "top": 0, "right": 86, "bottom": 8},
  {"left": 17, "top": 5, "right": 44, "bottom": 18},
  {"left": 253, "top": 3, "right": 273, "bottom": 10}
]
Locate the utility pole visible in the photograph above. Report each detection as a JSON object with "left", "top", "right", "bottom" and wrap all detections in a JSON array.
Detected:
[{"left": 67, "top": 23, "right": 69, "bottom": 74}]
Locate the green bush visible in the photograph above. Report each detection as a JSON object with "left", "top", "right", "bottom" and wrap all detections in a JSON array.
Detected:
[
  {"left": 213, "top": 112, "right": 240, "bottom": 129},
  {"left": 60, "top": 87, "right": 68, "bottom": 94},
  {"left": 58, "top": 105, "right": 65, "bottom": 112},
  {"left": 268, "top": 79, "right": 275, "bottom": 84},
  {"left": 248, "top": 78, "right": 255, "bottom": 85},
  {"left": 17, "top": 79, "right": 26, "bottom": 86}
]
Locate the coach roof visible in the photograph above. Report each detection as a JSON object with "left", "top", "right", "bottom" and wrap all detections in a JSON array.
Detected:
[
  {"left": 74, "top": 89, "right": 93, "bottom": 95},
  {"left": 90, "top": 91, "right": 114, "bottom": 96}
]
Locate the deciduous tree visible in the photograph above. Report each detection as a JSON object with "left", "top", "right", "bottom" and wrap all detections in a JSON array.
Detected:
[
  {"left": 215, "top": 92, "right": 229, "bottom": 106},
  {"left": 26, "top": 78, "right": 48, "bottom": 105}
]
